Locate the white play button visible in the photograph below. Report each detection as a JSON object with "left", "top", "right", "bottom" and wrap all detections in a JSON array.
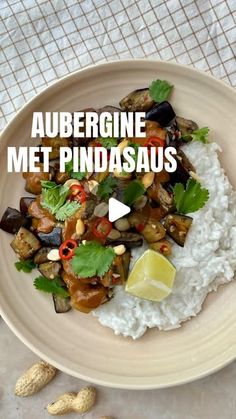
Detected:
[{"left": 108, "top": 197, "right": 131, "bottom": 222}]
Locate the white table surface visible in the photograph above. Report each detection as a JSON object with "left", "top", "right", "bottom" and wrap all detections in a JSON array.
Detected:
[{"left": 1, "top": 318, "right": 236, "bottom": 419}]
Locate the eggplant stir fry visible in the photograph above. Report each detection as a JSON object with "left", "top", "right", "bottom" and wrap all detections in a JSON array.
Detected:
[{"left": 0, "top": 79, "right": 210, "bottom": 314}]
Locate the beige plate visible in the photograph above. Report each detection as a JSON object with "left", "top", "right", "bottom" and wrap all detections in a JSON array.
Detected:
[{"left": 1, "top": 60, "right": 236, "bottom": 389}]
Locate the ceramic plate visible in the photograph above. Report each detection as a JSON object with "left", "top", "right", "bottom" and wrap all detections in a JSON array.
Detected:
[{"left": 1, "top": 60, "right": 236, "bottom": 389}]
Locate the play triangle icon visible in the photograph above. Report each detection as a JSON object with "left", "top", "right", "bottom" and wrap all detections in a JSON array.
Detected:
[{"left": 108, "top": 198, "right": 131, "bottom": 222}]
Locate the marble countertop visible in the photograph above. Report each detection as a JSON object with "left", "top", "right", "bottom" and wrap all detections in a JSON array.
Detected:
[{"left": 1, "top": 319, "right": 236, "bottom": 419}]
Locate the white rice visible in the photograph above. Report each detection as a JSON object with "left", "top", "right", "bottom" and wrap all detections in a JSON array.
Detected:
[{"left": 93, "top": 142, "right": 236, "bottom": 339}]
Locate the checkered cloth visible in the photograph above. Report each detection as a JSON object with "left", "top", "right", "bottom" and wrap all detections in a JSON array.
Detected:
[{"left": 0, "top": 0, "right": 235, "bottom": 131}]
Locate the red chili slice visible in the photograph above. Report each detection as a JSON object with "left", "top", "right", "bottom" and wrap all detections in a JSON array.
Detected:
[
  {"left": 136, "top": 223, "right": 145, "bottom": 232},
  {"left": 144, "top": 137, "right": 165, "bottom": 155},
  {"left": 69, "top": 184, "right": 86, "bottom": 204},
  {"left": 92, "top": 217, "right": 112, "bottom": 239},
  {"left": 59, "top": 239, "right": 78, "bottom": 260}
]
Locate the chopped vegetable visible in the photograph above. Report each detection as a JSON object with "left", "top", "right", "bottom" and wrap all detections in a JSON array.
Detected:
[
  {"left": 173, "top": 179, "right": 209, "bottom": 214},
  {"left": 52, "top": 294, "right": 71, "bottom": 313},
  {"left": 97, "top": 176, "right": 117, "bottom": 200},
  {"left": 162, "top": 214, "right": 193, "bottom": 247},
  {"left": 69, "top": 184, "right": 86, "bottom": 203},
  {"left": 141, "top": 219, "right": 166, "bottom": 243},
  {"left": 34, "top": 276, "right": 69, "bottom": 297},
  {"left": 92, "top": 217, "right": 112, "bottom": 239},
  {"left": 59, "top": 239, "right": 78, "bottom": 260},
  {"left": 146, "top": 101, "right": 175, "bottom": 127},
  {"left": 71, "top": 241, "right": 115, "bottom": 278},
  {"left": 123, "top": 180, "right": 145, "bottom": 207},
  {"left": 144, "top": 137, "right": 165, "bottom": 154},
  {"left": 0, "top": 207, "right": 30, "bottom": 234},
  {"left": 38, "top": 261, "right": 61, "bottom": 279},
  {"left": 119, "top": 88, "right": 154, "bottom": 112},
  {"left": 149, "top": 79, "right": 173, "bottom": 103},
  {"left": 11, "top": 227, "right": 41, "bottom": 260},
  {"left": 55, "top": 201, "right": 81, "bottom": 222},
  {"left": 38, "top": 227, "right": 62, "bottom": 247},
  {"left": 15, "top": 259, "right": 36, "bottom": 273}
]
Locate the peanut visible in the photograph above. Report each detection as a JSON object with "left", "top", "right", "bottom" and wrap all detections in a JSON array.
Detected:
[
  {"left": 113, "top": 169, "right": 132, "bottom": 179},
  {"left": 93, "top": 202, "right": 109, "bottom": 217},
  {"left": 107, "top": 229, "right": 121, "bottom": 240},
  {"left": 15, "top": 360, "right": 57, "bottom": 397},
  {"left": 141, "top": 172, "right": 155, "bottom": 189},
  {"left": 113, "top": 244, "right": 126, "bottom": 255},
  {"left": 47, "top": 249, "right": 61, "bottom": 261},
  {"left": 87, "top": 180, "right": 99, "bottom": 195},
  {"left": 47, "top": 386, "right": 96, "bottom": 415},
  {"left": 75, "top": 219, "right": 85, "bottom": 236},
  {"left": 114, "top": 218, "right": 130, "bottom": 232},
  {"left": 64, "top": 179, "right": 80, "bottom": 188},
  {"left": 117, "top": 138, "right": 129, "bottom": 154}
]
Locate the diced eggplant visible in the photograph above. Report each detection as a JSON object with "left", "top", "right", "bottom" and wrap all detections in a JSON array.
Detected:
[
  {"left": 38, "top": 261, "right": 61, "bottom": 279},
  {"left": 11, "top": 227, "right": 41, "bottom": 259},
  {"left": 42, "top": 136, "right": 71, "bottom": 160},
  {"left": 176, "top": 116, "right": 198, "bottom": 137},
  {"left": 20, "top": 197, "right": 35, "bottom": 216},
  {"left": 0, "top": 207, "right": 30, "bottom": 234},
  {"left": 162, "top": 214, "right": 193, "bottom": 247},
  {"left": 52, "top": 294, "right": 71, "bottom": 313},
  {"left": 119, "top": 88, "right": 154, "bottom": 112},
  {"left": 55, "top": 171, "right": 70, "bottom": 184},
  {"left": 169, "top": 150, "right": 195, "bottom": 186},
  {"left": 38, "top": 227, "right": 62, "bottom": 247},
  {"left": 23, "top": 163, "right": 52, "bottom": 195},
  {"left": 97, "top": 105, "right": 121, "bottom": 116},
  {"left": 145, "top": 120, "right": 166, "bottom": 140},
  {"left": 146, "top": 101, "right": 176, "bottom": 127},
  {"left": 147, "top": 180, "right": 175, "bottom": 213},
  {"left": 121, "top": 250, "right": 131, "bottom": 280},
  {"left": 34, "top": 247, "right": 52, "bottom": 264},
  {"left": 141, "top": 219, "right": 166, "bottom": 243},
  {"left": 150, "top": 239, "right": 172, "bottom": 256},
  {"left": 106, "top": 232, "right": 143, "bottom": 248}
]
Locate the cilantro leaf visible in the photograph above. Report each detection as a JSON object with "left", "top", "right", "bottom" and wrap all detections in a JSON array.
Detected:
[
  {"left": 123, "top": 180, "right": 145, "bottom": 206},
  {"left": 41, "top": 181, "right": 58, "bottom": 189},
  {"left": 15, "top": 259, "right": 36, "bottom": 273},
  {"left": 100, "top": 137, "right": 118, "bottom": 149},
  {"left": 97, "top": 176, "right": 117, "bottom": 200},
  {"left": 173, "top": 179, "right": 209, "bottom": 214},
  {"left": 41, "top": 183, "right": 69, "bottom": 214},
  {"left": 191, "top": 127, "right": 209, "bottom": 143},
  {"left": 65, "top": 159, "right": 86, "bottom": 181},
  {"left": 55, "top": 200, "right": 81, "bottom": 221},
  {"left": 71, "top": 241, "right": 115, "bottom": 278},
  {"left": 34, "top": 276, "right": 69, "bottom": 297},
  {"left": 149, "top": 79, "right": 173, "bottom": 103},
  {"left": 182, "top": 127, "right": 209, "bottom": 143}
]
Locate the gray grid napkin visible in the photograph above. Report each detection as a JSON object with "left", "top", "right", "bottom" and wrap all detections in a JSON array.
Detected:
[{"left": 0, "top": 0, "right": 235, "bottom": 131}]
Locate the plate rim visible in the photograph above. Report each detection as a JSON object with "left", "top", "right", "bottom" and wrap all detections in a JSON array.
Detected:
[{"left": 1, "top": 59, "right": 236, "bottom": 389}]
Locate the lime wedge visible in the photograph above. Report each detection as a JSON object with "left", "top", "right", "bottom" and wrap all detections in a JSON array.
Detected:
[{"left": 125, "top": 249, "right": 176, "bottom": 302}]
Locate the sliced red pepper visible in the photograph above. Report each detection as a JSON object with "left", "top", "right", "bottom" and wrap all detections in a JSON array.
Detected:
[
  {"left": 92, "top": 217, "right": 112, "bottom": 239},
  {"left": 69, "top": 184, "right": 86, "bottom": 204},
  {"left": 144, "top": 137, "right": 165, "bottom": 155},
  {"left": 59, "top": 239, "right": 77, "bottom": 260},
  {"left": 136, "top": 223, "right": 145, "bottom": 232}
]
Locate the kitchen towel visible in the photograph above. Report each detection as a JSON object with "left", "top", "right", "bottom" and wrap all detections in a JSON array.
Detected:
[{"left": 0, "top": 0, "right": 235, "bottom": 131}]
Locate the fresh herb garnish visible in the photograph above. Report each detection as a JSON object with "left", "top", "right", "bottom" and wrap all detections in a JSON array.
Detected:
[
  {"left": 65, "top": 159, "right": 86, "bottom": 180},
  {"left": 41, "top": 181, "right": 58, "bottom": 189},
  {"left": 55, "top": 201, "right": 81, "bottom": 221},
  {"left": 15, "top": 259, "right": 36, "bottom": 273},
  {"left": 71, "top": 241, "right": 115, "bottom": 278},
  {"left": 41, "top": 182, "right": 69, "bottom": 215},
  {"left": 123, "top": 180, "right": 145, "bottom": 206},
  {"left": 149, "top": 79, "right": 173, "bottom": 103},
  {"left": 97, "top": 176, "right": 117, "bottom": 200},
  {"left": 191, "top": 127, "right": 209, "bottom": 143},
  {"left": 100, "top": 137, "right": 118, "bottom": 149},
  {"left": 33, "top": 276, "right": 69, "bottom": 297},
  {"left": 173, "top": 179, "right": 209, "bottom": 214}
]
